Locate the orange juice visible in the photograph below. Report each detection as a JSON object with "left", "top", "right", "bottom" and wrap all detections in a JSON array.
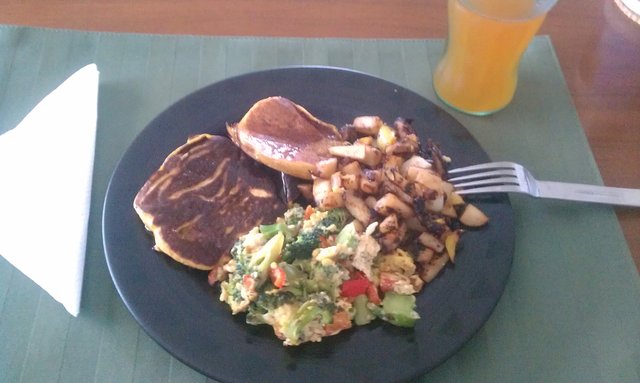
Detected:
[{"left": 433, "top": 0, "right": 553, "bottom": 115}]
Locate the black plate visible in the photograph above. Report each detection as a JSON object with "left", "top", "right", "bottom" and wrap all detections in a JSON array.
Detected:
[{"left": 103, "top": 67, "right": 514, "bottom": 383}]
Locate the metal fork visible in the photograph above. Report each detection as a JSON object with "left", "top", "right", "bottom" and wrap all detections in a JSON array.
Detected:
[{"left": 448, "top": 161, "right": 640, "bottom": 207}]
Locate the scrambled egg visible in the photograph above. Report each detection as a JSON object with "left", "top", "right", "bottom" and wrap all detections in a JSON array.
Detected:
[{"left": 378, "top": 249, "right": 416, "bottom": 276}]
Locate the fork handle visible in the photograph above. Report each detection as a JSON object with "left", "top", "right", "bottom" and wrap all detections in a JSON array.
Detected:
[{"left": 537, "top": 181, "right": 640, "bottom": 207}]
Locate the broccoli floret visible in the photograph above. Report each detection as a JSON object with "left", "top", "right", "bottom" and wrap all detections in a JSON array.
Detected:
[
  {"left": 228, "top": 241, "right": 248, "bottom": 275},
  {"left": 245, "top": 260, "right": 342, "bottom": 327},
  {"left": 259, "top": 222, "right": 293, "bottom": 241},
  {"left": 281, "top": 230, "right": 320, "bottom": 263},
  {"left": 275, "top": 260, "right": 344, "bottom": 300},
  {"left": 259, "top": 205, "right": 305, "bottom": 241},
  {"left": 246, "top": 289, "right": 299, "bottom": 325},
  {"left": 282, "top": 292, "right": 335, "bottom": 345},
  {"left": 281, "top": 208, "right": 351, "bottom": 262},
  {"left": 248, "top": 231, "right": 285, "bottom": 287},
  {"left": 221, "top": 232, "right": 285, "bottom": 315},
  {"left": 319, "top": 208, "right": 350, "bottom": 232},
  {"left": 230, "top": 240, "right": 244, "bottom": 258},
  {"left": 220, "top": 272, "right": 255, "bottom": 314},
  {"left": 308, "top": 262, "right": 349, "bottom": 299},
  {"left": 283, "top": 204, "right": 305, "bottom": 226}
]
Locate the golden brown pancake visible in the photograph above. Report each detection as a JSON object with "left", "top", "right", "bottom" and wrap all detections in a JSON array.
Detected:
[
  {"left": 133, "top": 134, "right": 286, "bottom": 270},
  {"left": 227, "top": 96, "right": 345, "bottom": 180}
]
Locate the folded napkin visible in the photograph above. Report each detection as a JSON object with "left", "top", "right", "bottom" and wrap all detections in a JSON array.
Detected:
[
  {"left": 0, "top": 64, "right": 99, "bottom": 316},
  {"left": 616, "top": 0, "right": 640, "bottom": 23}
]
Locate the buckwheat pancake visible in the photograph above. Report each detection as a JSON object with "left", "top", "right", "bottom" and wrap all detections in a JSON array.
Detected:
[{"left": 133, "top": 134, "right": 286, "bottom": 270}]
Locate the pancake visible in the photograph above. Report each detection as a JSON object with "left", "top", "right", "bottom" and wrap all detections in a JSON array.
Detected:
[
  {"left": 134, "top": 134, "right": 286, "bottom": 270},
  {"left": 227, "top": 96, "right": 345, "bottom": 180}
]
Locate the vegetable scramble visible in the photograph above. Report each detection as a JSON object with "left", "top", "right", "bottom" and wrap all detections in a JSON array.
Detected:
[{"left": 214, "top": 205, "right": 422, "bottom": 346}]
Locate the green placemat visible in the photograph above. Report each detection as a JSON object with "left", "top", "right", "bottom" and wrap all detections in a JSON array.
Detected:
[{"left": 1, "top": 26, "right": 638, "bottom": 383}]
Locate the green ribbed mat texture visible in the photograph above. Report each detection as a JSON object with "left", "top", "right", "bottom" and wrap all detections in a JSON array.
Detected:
[{"left": 0, "top": 26, "right": 638, "bottom": 383}]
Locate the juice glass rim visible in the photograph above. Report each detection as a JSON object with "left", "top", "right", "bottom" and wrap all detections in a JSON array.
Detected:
[{"left": 459, "top": 0, "right": 559, "bottom": 22}]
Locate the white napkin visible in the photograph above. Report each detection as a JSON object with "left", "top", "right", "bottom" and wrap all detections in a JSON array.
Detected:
[
  {"left": 620, "top": 0, "right": 640, "bottom": 16},
  {"left": 0, "top": 64, "right": 99, "bottom": 316}
]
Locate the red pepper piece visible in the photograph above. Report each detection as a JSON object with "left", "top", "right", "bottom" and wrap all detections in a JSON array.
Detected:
[
  {"left": 303, "top": 205, "right": 314, "bottom": 220},
  {"left": 366, "top": 283, "right": 382, "bottom": 305},
  {"left": 340, "top": 277, "right": 370, "bottom": 297},
  {"left": 242, "top": 274, "right": 255, "bottom": 290},
  {"left": 269, "top": 265, "right": 287, "bottom": 288}
]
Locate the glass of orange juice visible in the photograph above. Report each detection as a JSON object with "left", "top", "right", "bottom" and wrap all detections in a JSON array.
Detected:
[{"left": 433, "top": 0, "right": 557, "bottom": 115}]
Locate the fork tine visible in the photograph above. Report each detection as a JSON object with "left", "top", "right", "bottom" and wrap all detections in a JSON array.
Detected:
[
  {"left": 452, "top": 177, "right": 521, "bottom": 189},
  {"left": 448, "top": 169, "right": 517, "bottom": 182},
  {"left": 448, "top": 161, "right": 516, "bottom": 174},
  {"left": 447, "top": 161, "right": 529, "bottom": 196},
  {"left": 455, "top": 185, "right": 524, "bottom": 195}
]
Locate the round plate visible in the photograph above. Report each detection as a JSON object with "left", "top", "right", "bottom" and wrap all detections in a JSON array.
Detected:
[{"left": 103, "top": 67, "right": 514, "bottom": 383}]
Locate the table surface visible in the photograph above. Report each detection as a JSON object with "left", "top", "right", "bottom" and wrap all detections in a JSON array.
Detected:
[{"left": 1, "top": 0, "right": 638, "bottom": 273}]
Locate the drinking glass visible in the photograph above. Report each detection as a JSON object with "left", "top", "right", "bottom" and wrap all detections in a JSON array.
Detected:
[{"left": 433, "top": 0, "right": 558, "bottom": 115}]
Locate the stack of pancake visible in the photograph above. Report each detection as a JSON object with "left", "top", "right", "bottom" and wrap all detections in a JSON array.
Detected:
[{"left": 134, "top": 97, "right": 343, "bottom": 270}]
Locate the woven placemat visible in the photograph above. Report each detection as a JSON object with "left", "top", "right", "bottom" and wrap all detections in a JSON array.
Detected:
[{"left": 0, "top": 25, "right": 638, "bottom": 383}]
